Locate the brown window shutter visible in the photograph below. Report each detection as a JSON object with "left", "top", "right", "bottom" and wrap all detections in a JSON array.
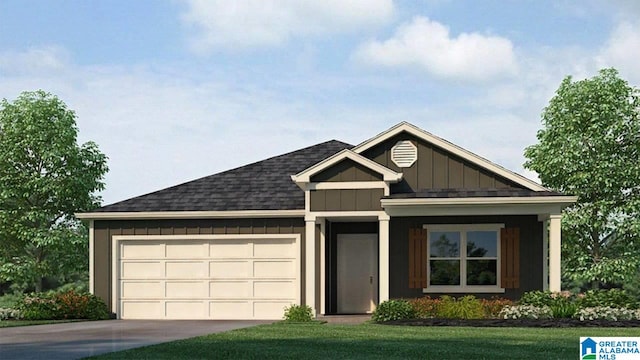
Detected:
[
  {"left": 408, "top": 228, "right": 428, "bottom": 288},
  {"left": 500, "top": 228, "right": 520, "bottom": 289}
]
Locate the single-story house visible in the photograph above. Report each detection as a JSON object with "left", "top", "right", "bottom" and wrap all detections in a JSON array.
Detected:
[{"left": 77, "top": 122, "right": 576, "bottom": 320}]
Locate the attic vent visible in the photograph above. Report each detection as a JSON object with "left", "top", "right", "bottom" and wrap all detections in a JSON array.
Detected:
[{"left": 391, "top": 140, "right": 417, "bottom": 168}]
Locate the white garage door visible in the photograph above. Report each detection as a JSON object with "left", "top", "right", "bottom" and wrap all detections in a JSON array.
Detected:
[{"left": 114, "top": 234, "right": 299, "bottom": 320}]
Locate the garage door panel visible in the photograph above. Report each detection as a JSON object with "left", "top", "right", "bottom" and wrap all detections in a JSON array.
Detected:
[
  {"left": 254, "top": 260, "right": 295, "bottom": 278},
  {"left": 118, "top": 236, "right": 298, "bottom": 320},
  {"left": 122, "top": 281, "right": 163, "bottom": 298},
  {"left": 210, "top": 281, "right": 251, "bottom": 298},
  {"left": 210, "top": 301, "right": 251, "bottom": 319},
  {"left": 210, "top": 240, "right": 251, "bottom": 258},
  {"left": 165, "top": 261, "right": 207, "bottom": 278},
  {"left": 166, "top": 242, "right": 208, "bottom": 259},
  {"left": 253, "top": 239, "right": 295, "bottom": 258},
  {"left": 254, "top": 301, "right": 291, "bottom": 319},
  {"left": 254, "top": 281, "right": 295, "bottom": 299},
  {"left": 209, "top": 261, "right": 251, "bottom": 278},
  {"left": 122, "top": 261, "right": 163, "bottom": 278},
  {"left": 166, "top": 301, "right": 206, "bottom": 319},
  {"left": 166, "top": 281, "right": 208, "bottom": 298},
  {"left": 122, "top": 301, "right": 163, "bottom": 319},
  {"left": 121, "top": 241, "right": 163, "bottom": 259}
]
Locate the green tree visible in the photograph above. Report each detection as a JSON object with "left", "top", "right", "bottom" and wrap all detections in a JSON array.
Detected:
[
  {"left": 0, "top": 90, "right": 108, "bottom": 292},
  {"left": 524, "top": 68, "right": 640, "bottom": 288}
]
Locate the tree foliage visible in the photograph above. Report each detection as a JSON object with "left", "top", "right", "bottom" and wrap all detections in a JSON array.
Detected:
[
  {"left": 524, "top": 68, "right": 640, "bottom": 287},
  {"left": 0, "top": 90, "right": 108, "bottom": 291}
]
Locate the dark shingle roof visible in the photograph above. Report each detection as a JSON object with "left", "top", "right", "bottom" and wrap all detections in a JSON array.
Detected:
[
  {"left": 386, "top": 188, "right": 564, "bottom": 199},
  {"left": 95, "top": 140, "right": 353, "bottom": 212}
]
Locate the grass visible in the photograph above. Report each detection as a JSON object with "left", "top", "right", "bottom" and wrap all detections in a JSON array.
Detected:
[
  {"left": 0, "top": 319, "right": 81, "bottom": 328},
  {"left": 88, "top": 322, "right": 639, "bottom": 359}
]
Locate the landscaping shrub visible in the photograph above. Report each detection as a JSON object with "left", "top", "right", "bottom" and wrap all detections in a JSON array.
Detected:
[
  {"left": 435, "top": 295, "right": 484, "bottom": 320},
  {"left": 480, "top": 297, "right": 514, "bottom": 319},
  {"left": 408, "top": 296, "right": 440, "bottom": 318},
  {"left": 499, "top": 305, "right": 552, "bottom": 319},
  {"left": 372, "top": 299, "right": 416, "bottom": 322},
  {"left": 0, "top": 293, "right": 21, "bottom": 309},
  {"left": 574, "top": 306, "right": 640, "bottom": 321},
  {"left": 578, "top": 289, "right": 638, "bottom": 309},
  {"left": 15, "top": 290, "right": 109, "bottom": 320},
  {"left": 549, "top": 298, "right": 578, "bottom": 318},
  {"left": 518, "top": 290, "right": 556, "bottom": 307},
  {"left": 0, "top": 308, "right": 21, "bottom": 320},
  {"left": 519, "top": 291, "right": 578, "bottom": 318},
  {"left": 283, "top": 304, "right": 314, "bottom": 322},
  {"left": 16, "top": 294, "right": 59, "bottom": 320}
]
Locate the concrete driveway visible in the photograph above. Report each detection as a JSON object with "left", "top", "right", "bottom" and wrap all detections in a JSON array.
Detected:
[{"left": 0, "top": 320, "right": 270, "bottom": 359}]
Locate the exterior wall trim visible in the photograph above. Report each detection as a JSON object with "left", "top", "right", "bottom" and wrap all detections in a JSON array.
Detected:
[
  {"left": 308, "top": 181, "right": 387, "bottom": 190},
  {"left": 421, "top": 223, "right": 505, "bottom": 294},
  {"left": 351, "top": 122, "right": 549, "bottom": 191},
  {"left": 291, "top": 149, "right": 402, "bottom": 184},
  {"left": 76, "top": 209, "right": 305, "bottom": 220},
  {"left": 110, "top": 233, "right": 302, "bottom": 319}
]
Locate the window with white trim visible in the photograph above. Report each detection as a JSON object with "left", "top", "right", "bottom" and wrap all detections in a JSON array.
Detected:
[{"left": 425, "top": 224, "right": 504, "bottom": 292}]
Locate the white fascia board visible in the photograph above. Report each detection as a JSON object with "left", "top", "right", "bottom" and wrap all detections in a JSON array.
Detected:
[
  {"left": 75, "top": 209, "right": 305, "bottom": 220},
  {"left": 290, "top": 149, "right": 402, "bottom": 184},
  {"left": 351, "top": 122, "right": 549, "bottom": 192}
]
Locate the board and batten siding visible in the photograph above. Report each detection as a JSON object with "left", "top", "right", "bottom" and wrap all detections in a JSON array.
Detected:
[
  {"left": 388, "top": 215, "right": 542, "bottom": 300},
  {"left": 360, "top": 133, "right": 525, "bottom": 192},
  {"left": 310, "top": 159, "right": 383, "bottom": 182},
  {"left": 93, "top": 218, "right": 306, "bottom": 312},
  {"left": 309, "top": 189, "right": 384, "bottom": 211}
]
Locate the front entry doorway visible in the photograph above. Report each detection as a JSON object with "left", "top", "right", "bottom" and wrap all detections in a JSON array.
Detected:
[{"left": 336, "top": 233, "right": 378, "bottom": 314}]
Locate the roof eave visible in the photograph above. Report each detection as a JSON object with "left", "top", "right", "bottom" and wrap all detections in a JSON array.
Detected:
[{"left": 75, "top": 209, "right": 306, "bottom": 220}]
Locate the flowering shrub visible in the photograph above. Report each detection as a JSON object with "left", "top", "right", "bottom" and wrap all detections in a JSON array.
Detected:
[
  {"left": 15, "top": 290, "right": 109, "bottom": 320},
  {"left": 409, "top": 297, "right": 441, "bottom": 318},
  {"left": 372, "top": 299, "right": 416, "bottom": 322},
  {"left": 499, "top": 305, "right": 552, "bottom": 319},
  {"left": 0, "top": 308, "right": 22, "bottom": 320},
  {"left": 574, "top": 307, "right": 640, "bottom": 321},
  {"left": 480, "top": 297, "right": 514, "bottom": 319}
]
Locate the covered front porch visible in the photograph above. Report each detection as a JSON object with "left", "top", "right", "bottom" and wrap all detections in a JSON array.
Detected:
[{"left": 303, "top": 195, "right": 570, "bottom": 316}]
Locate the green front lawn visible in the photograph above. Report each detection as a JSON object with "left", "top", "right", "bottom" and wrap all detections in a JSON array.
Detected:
[{"left": 89, "top": 322, "right": 638, "bottom": 359}]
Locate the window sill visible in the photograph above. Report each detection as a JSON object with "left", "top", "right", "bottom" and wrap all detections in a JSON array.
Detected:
[{"left": 422, "top": 286, "right": 506, "bottom": 294}]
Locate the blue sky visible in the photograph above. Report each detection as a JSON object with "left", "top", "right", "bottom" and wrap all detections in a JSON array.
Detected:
[{"left": 1, "top": 0, "right": 639, "bottom": 205}]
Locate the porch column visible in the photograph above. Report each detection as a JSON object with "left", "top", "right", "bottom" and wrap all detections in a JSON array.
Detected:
[
  {"left": 305, "top": 218, "right": 316, "bottom": 315},
  {"left": 379, "top": 214, "right": 390, "bottom": 303},
  {"left": 542, "top": 218, "right": 549, "bottom": 291},
  {"left": 548, "top": 214, "right": 562, "bottom": 292}
]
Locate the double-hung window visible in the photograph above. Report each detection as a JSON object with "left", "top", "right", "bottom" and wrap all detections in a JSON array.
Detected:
[{"left": 424, "top": 224, "right": 504, "bottom": 293}]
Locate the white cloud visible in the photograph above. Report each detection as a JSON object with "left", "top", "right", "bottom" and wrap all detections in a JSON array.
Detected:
[
  {"left": 0, "top": 46, "right": 71, "bottom": 75},
  {"left": 596, "top": 21, "right": 640, "bottom": 83},
  {"left": 180, "top": 0, "right": 395, "bottom": 53},
  {"left": 353, "top": 16, "right": 518, "bottom": 82}
]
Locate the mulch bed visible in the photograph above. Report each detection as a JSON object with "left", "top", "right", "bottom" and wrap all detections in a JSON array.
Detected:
[{"left": 384, "top": 318, "right": 640, "bottom": 327}]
